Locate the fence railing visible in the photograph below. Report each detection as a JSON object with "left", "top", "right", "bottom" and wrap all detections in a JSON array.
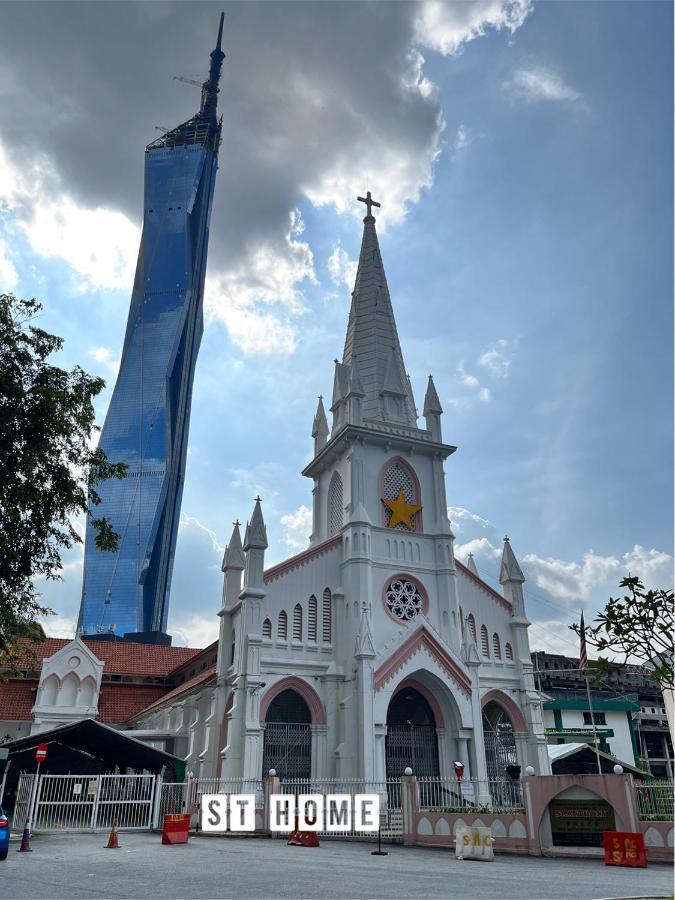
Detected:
[
  {"left": 416, "top": 777, "right": 525, "bottom": 814},
  {"left": 635, "top": 781, "right": 674, "bottom": 821},
  {"left": 277, "top": 778, "right": 403, "bottom": 838}
]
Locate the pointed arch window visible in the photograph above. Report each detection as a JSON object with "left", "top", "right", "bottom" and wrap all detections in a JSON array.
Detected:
[
  {"left": 505, "top": 642, "right": 514, "bottom": 661},
  {"left": 322, "top": 588, "right": 332, "bottom": 642},
  {"left": 328, "top": 472, "right": 343, "bottom": 537},
  {"left": 278, "top": 610, "right": 287, "bottom": 641},
  {"left": 493, "top": 633, "right": 501, "bottom": 659},
  {"left": 467, "top": 614, "right": 476, "bottom": 642},
  {"left": 459, "top": 607, "right": 464, "bottom": 634},
  {"left": 293, "top": 604, "right": 303, "bottom": 641},
  {"left": 480, "top": 625, "right": 490, "bottom": 657},
  {"left": 381, "top": 458, "right": 421, "bottom": 532},
  {"left": 308, "top": 596, "right": 318, "bottom": 642},
  {"left": 262, "top": 618, "right": 272, "bottom": 640}
]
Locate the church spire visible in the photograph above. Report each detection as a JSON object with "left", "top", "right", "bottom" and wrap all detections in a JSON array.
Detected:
[
  {"left": 340, "top": 193, "right": 417, "bottom": 428},
  {"left": 312, "top": 395, "right": 329, "bottom": 454},
  {"left": 466, "top": 552, "right": 479, "bottom": 577}
]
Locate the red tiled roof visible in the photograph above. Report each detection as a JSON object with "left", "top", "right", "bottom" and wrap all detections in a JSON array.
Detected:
[
  {"left": 168, "top": 641, "right": 218, "bottom": 677},
  {"left": 0, "top": 679, "right": 37, "bottom": 720},
  {"left": 10, "top": 638, "right": 203, "bottom": 676},
  {"left": 129, "top": 666, "right": 217, "bottom": 720},
  {"left": 98, "top": 684, "right": 169, "bottom": 723}
]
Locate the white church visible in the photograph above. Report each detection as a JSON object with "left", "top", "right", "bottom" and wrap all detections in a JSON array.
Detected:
[{"left": 3, "top": 195, "right": 551, "bottom": 789}]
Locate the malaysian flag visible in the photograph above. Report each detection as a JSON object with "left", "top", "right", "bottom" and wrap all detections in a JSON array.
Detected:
[{"left": 579, "top": 611, "right": 588, "bottom": 671}]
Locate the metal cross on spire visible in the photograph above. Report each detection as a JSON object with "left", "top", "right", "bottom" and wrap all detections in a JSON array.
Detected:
[{"left": 357, "top": 191, "right": 381, "bottom": 218}]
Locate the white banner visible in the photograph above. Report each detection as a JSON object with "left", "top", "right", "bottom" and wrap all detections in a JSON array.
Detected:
[{"left": 455, "top": 826, "right": 494, "bottom": 861}]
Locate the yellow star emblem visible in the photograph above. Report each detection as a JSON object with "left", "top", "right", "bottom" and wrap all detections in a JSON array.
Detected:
[{"left": 383, "top": 489, "right": 422, "bottom": 530}]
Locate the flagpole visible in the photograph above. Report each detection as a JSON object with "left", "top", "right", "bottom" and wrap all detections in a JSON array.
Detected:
[
  {"left": 584, "top": 673, "right": 602, "bottom": 774},
  {"left": 579, "top": 609, "right": 602, "bottom": 774}
]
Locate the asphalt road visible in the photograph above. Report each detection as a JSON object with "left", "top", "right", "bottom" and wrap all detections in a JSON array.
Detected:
[{"left": 1, "top": 833, "right": 672, "bottom": 900}]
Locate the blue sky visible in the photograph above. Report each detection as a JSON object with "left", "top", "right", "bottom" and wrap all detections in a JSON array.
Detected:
[{"left": 0, "top": 1, "right": 672, "bottom": 654}]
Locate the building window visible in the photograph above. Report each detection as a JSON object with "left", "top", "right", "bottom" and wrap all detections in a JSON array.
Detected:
[
  {"left": 467, "top": 614, "right": 477, "bottom": 642},
  {"left": 493, "top": 633, "right": 501, "bottom": 659},
  {"left": 308, "top": 595, "right": 318, "bottom": 642},
  {"left": 262, "top": 618, "right": 272, "bottom": 639},
  {"left": 327, "top": 472, "right": 344, "bottom": 536},
  {"left": 384, "top": 576, "right": 423, "bottom": 622},
  {"left": 293, "top": 604, "right": 303, "bottom": 641},
  {"left": 382, "top": 460, "right": 420, "bottom": 531},
  {"left": 322, "top": 588, "right": 332, "bottom": 642},
  {"left": 278, "top": 610, "right": 287, "bottom": 641},
  {"left": 583, "top": 712, "right": 607, "bottom": 726},
  {"left": 505, "top": 642, "right": 514, "bottom": 661},
  {"left": 480, "top": 625, "right": 490, "bottom": 658}
]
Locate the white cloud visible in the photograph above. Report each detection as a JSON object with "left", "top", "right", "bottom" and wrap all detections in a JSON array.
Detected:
[
  {"left": 479, "top": 338, "right": 515, "bottom": 379},
  {"left": 0, "top": 236, "right": 18, "bottom": 288},
  {"left": 415, "top": 0, "right": 533, "bottom": 56},
  {"left": 451, "top": 124, "right": 472, "bottom": 157},
  {"left": 455, "top": 536, "right": 502, "bottom": 563},
  {"left": 179, "top": 513, "right": 225, "bottom": 556},
  {"left": 327, "top": 243, "right": 358, "bottom": 289},
  {"left": 621, "top": 545, "right": 674, "bottom": 590},
  {"left": 0, "top": 144, "right": 138, "bottom": 292},
  {"left": 205, "top": 210, "right": 315, "bottom": 357},
  {"left": 169, "top": 614, "right": 219, "bottom": 648},
  {"left": 448, "top": 506, "right": 494, "bottom": 534},
  {"left": 504, "top": 65, "right": 581, "bottom": 104},
  {"left": 88, "top": 345, "right": 120, "bottom": 376},
  {"left": 458, "top": 362, "right": 492, "bottom": 402},
  {"left": 41, "top": 613, "right": 77, "bottom": 639},
  {"left": 303, "top": 50, "right": 444, "bottom": 230},
  {"left": 280, "top": 504, "right": 312, "bottom": 552}
]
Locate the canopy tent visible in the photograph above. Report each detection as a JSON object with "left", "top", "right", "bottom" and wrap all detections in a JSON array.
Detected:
[
  {"left": 547, "top": 741, "right": 646, "bottom": 776},
  {"left": 0, "top": 718, "right": 185, "bottom": 810}
]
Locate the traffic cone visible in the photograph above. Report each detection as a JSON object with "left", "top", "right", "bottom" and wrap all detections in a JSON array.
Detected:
[
  {"left": 104, "top": 818, "right": 120, "bottom": 849},
  {"left": 17, "top": 820, "right": 32, "bottom": 853}
]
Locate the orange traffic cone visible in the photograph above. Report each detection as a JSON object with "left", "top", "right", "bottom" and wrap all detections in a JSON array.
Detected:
[
  {"left": 104, "top": 818, "right": 120, "bottom": 849},
  {"left": 17, "top": 820, "right": 32, "bottom": 853}
]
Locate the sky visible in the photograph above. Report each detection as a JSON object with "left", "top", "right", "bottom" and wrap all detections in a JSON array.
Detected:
[{"left": 0, "top": 1, "right": 672, "bottom": 657}]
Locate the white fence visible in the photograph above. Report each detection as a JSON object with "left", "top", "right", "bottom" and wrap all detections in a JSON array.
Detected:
[
  {"left": 278, "top": 778, "right": 403, "bottom": 840},
  {"left": 417, "top": 776, "right": 525, "bottom": 814},
  {"left": 12, "top": 773, "right": 159, "bottom": 834}
]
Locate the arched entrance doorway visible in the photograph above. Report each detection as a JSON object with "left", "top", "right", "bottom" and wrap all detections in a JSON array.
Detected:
[
  {"left": 385, "top": 686, "right": 440, "bottom": 778},
  {"left": 262, "top": 689, "right": 312, "bottom": 780},
  {"left": 482, "top": 700, "right": 517, "bottom": 778}
]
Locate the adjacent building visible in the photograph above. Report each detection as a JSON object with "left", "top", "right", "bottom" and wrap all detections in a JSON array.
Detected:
[
  {"left": 532, "top": 650, "right": 674, "bottom": 778},
  {"left": 78, "top": 17, "right": 226, "bottom": 644}
]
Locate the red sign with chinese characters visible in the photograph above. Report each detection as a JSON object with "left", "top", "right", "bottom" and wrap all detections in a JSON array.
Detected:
[
  {"left": 161, "top": 813, "right": 191, "bottom": 845},
  {"left": 35, "top": 743, "right": 48, "bottom": 763},
  {"left": 603, "top": 831, "right": 647, "bottom": 868}
]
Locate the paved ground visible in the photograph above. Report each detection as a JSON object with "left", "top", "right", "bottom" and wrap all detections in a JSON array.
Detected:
[{"left": 1, "top": 833, "right": 672, "bottom": 899}]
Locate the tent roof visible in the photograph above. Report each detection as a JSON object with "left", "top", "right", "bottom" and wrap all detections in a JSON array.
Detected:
[
  {"left": 5, "top": 718, "right": 184, "bottom": 778},
  {"left": 547, "top": 741, "right": 645, "bottom": 776}
]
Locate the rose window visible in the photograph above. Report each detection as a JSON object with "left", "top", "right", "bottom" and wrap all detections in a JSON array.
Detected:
[{"left": 385, "top": 578, "right": 423, "bottom": 621}]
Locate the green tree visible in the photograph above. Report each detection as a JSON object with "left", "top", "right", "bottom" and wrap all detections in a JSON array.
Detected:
[
  {"left": 0, "top": 294, "right": 126, "bottom": 666},
  {"left": 571, "top": 577, "right": 674, "bottom": 689}
]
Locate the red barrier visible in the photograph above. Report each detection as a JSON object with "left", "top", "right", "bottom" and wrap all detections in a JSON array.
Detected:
[
  {"left": 162, "top": 813, "right": 191, "bottom": 845},
  {"left": 603, "top": 831, "right": 647, "bottom": 868}
]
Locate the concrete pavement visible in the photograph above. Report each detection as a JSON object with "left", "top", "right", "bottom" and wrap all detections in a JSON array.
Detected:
[{"left": 1, "top": 832, "right": 672, "bottom": 899}]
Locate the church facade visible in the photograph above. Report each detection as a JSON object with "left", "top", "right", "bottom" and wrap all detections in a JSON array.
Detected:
[
  {"left": 2, "top": 198, "right": 551, "bottom": 789},
  {"left": 139, "top": 195, "right": 550, "bottom": 788}
]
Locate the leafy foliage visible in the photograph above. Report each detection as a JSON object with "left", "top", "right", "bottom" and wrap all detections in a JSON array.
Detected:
[
  {"left": 571, "top": 577, "right": 674, "bottom": 689},
  {"left": 0, "top": 294, "right": 126, "bottom": 663}
]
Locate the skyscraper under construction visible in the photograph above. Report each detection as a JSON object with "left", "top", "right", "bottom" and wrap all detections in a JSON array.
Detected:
[{"left": 78, "top": 16, "right": 225, "bottom": 644}]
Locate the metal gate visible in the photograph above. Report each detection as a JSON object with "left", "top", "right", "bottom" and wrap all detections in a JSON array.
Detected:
[
  {"left": 13, "top": 773, "right": 158, "bottom": 833},
  {"left": 386, "top": 724, "right": 440, "bottom": 779},
  {"left": 484, "top": 730, "right": 517, "bottom": 779},
  {"left": 262, "top": 723, "right": 311, "bottom": 780}
]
